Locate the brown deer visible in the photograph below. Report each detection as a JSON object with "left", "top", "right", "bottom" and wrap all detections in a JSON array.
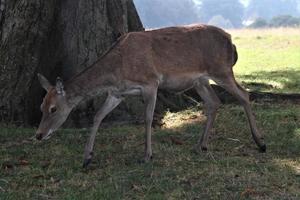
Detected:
[{"left": 36, "top": 24, "right": 266, "bottom": 168}]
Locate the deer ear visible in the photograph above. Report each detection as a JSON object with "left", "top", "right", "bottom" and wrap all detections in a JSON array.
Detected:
[
  {"left": 56, "top": 77, "right": 65, "bottom": 96},
  {"left": 37, "top": 73, "right": 52, "bottom": 92}
]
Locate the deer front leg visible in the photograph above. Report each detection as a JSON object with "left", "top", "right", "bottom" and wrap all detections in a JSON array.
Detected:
[
  {"left": 83, "top": 94, "right": 122, "bottom": 168},
  {"left": 142, "top": 85, "right": 158, "bottom": 162}
]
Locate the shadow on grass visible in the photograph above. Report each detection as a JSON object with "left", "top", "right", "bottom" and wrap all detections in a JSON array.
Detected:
[{"left": 236, "top": 69, "right": 300, "bottom": 94}]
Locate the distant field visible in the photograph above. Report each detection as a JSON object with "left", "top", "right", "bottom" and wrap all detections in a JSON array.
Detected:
[{"left": 229, "top": 28, "right": 300, "bottom": 94}]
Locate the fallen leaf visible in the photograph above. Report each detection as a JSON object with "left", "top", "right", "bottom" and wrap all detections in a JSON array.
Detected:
[
  {"left": 170, "top": 137, "right": 184, "bottom": 145},
  {"left": 40, "top": 161, "right": 51, "bottom": 169},
  {"left": 189, "top": 114, "right": 198, "bottom": 119},
  {"left": 241, "top": 188, "right": 257, "bottom": 197},
  {"left": 131, "top": 184, "right": 141, "bottom": 191},
  {"left": 32, "top": 174, "right": 45, "bottom": 179},
  {"left": 2, "top": 162, "right": 14, "bottom": 170},
  {"left": 19, "top": 159, "right": 29, "bottom": 166}
]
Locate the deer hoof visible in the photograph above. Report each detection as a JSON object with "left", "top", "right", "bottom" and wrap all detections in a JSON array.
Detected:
[
  {"left": 138, "top": 155, "right": 153, "bottom": 164},
  {"left": 193, "top": 144, "right": 208, "bottom": 153},
  {"left": 259, "top": 144, "right": 267, "bottom": 153},
  {"left": 82, "top": 158, "right": 92, "bottom": 168},
  {"left": 201, "top": 146, "right": 208, "bottom": 152},
  {"left": 144, "top": 155, "right": 153, "bottom": 162}
]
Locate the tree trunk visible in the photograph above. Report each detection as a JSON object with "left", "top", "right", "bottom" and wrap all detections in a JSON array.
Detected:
[{"left": 0, "top": 0, "right": 143, "bottom": 126}]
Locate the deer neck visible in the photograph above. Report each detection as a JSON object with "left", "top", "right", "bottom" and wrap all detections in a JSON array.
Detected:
[{"left": 64, "top": 63, "right": 120, "bottom": 108}]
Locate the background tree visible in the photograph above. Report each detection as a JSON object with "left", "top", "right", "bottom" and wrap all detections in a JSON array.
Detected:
[
  {"left": 0, "top": 0, "right": 143, "bottom": 126},
  {"left": 269, "top": 15, "right": 300, "bottom": 27},
  {"left": 245, "top": 0, "right": 299, "bottom": 20},
  {"left": 198, "top": 0, "right": 244, "bottom": 28},
  {"left": 248, "top": 17, "right": 269, "bottom": 28},
  {"left": 134, "top": 0, "right": 199, "bottom": 28},
  {"left": 207, "top": 15, "right": 234, "bottom": 29}
]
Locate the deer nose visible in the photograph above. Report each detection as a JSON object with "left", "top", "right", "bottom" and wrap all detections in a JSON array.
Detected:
[{"left": 36, "top": 133, "right": 43, "bottom": 140}]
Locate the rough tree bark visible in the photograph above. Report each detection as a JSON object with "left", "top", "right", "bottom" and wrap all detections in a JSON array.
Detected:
[{"left": 0, "top": 0, "right": 144, "bottom": 126}]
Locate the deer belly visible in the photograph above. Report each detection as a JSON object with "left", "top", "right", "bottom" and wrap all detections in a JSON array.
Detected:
[{"left": 159, "top": 73, "right": 203, "bottom": 93}]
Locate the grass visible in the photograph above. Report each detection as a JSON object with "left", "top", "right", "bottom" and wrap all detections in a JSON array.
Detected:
[
  {"left": 1, "top": 102, "right": 300, "bottom": 199},
  {"left": 229, "top": 28, "right": 300, "bottom": 94}
]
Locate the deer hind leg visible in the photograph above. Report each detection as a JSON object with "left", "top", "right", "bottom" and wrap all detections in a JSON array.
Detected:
[
  {"left": 215, "top": 76, "right": 266, "bottom": 152},
  {"left": 194, "top": 79, "right": 221, "bottom": 151},
  {"left": 142, "top": 84, "right": 158, "bottom": 162},
  {"left": 83, "top": 93, "right": 123, "bottom": 168}
]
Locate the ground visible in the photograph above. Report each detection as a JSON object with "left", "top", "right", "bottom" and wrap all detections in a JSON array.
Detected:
[
  {"left": 231, "top": 28, "right": 300, "bottom": 94},
  {"left": 0, "top": 28, "right": 300, "bottom": 199}
]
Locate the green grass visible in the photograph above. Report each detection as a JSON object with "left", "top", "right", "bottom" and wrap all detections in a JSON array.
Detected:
[
  {"left": 229, "top": 28, "right": 300, "bottom": 94},
  {"left": 1, "top": 102, "right": 300, "bottom": 199}
]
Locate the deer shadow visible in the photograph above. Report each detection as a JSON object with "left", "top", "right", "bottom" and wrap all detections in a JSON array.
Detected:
[{"left": 236, "top": 69, "right": 300, "bottom": 94}]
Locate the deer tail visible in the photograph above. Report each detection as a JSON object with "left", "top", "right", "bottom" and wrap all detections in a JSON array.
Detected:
[{"left": 232, "top": 44, "right": 238, "bottom": 67}]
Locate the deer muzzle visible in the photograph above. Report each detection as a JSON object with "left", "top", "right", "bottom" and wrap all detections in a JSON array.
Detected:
[
  {"left": 36, "top": 133, "right": 43, "bottom": 140},
  {"left": 35, "top": 129, "right": 53, "bottom": 141}
]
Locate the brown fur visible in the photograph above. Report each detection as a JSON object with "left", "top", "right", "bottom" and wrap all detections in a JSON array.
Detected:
[{"left": 41, "top": 88, "right": 56, "bottom": 113}]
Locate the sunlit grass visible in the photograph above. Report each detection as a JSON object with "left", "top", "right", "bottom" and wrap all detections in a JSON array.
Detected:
[
  {"left": 161, "top": 109, "right": 206, "bottom": 129},
  {"left": 228, "top": 28, "right": 300, "bottom": 93},
  {"left": 274, "top": 158, "right": 300, "bottom": 176}
]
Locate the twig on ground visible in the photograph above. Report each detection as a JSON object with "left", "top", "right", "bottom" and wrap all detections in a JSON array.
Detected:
[
  {"left": 38, "top": 194, "right": 52, "bottom": 199},
  {"left": 0, "top": 179, "right": 8, "bottom": 184},
  {"left": 208, "top": 152, "right": 217, "bottom": 163},
  {"left": 227, "top": 138, "right": 241, "bottom": 142},
  {"left": 183, "top": 94, "right": 201, "bottom": 106}
]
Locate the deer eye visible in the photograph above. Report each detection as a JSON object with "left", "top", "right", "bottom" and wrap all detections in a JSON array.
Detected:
[{"left": 50, "top": 107, "right": 57, "bottom": 114}]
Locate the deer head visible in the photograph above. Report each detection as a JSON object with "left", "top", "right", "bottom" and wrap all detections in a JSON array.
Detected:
[{"left": 36, "top": 74, "right": 72, "bottom": 140}]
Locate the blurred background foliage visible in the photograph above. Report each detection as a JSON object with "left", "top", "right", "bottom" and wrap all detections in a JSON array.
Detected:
[{"left": 134, "top": 0, "right": 300, "bottom": 29}]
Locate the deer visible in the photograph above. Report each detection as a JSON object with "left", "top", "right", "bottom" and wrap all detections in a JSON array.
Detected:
[{"left": 36, "top": 24, "right": 266, "bottom": 168}]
